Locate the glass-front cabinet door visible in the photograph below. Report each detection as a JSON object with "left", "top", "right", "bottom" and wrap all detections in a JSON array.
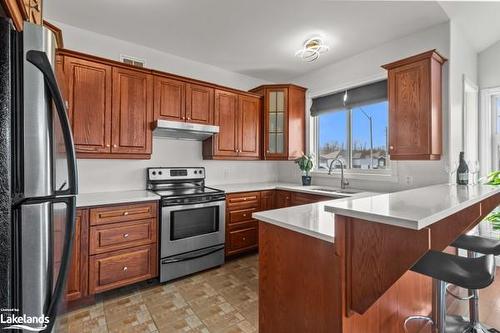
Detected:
[{"left": 265, "top": 88, "right": 288, "bottom": 159}]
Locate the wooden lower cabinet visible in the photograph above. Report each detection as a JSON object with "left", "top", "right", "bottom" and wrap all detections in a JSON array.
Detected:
[
  {"left": 225, "top": 189, "right": 332, "bottom": 256},
  {"left": 89, "top": 244, "right": 157, "bottom": 294},
  {"left": 275, "top": 190, "right": 292, "bottom": 208},
  {"left": 66, "top": 209, "right": 89, "bottom": 302},
  {"left": 67, "top": 202, "right": 158, "bottom": 302}
]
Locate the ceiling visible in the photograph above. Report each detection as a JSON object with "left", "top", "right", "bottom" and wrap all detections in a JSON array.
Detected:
[
  {"left": 45, "top": 1, "right": 450, "bottom": 82},
  {"left": 439, "top": 1, "right": 500, "bottom": 52}
]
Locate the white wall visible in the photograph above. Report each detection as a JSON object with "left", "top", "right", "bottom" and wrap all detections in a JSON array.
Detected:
[
  {"left": 277, "top": 22, "right": 452, "bottom": 192},
  {"left": 77, "top": 139, "right": 278, "bottom": 193},
  {"left": 448, "top": 21, "right": 478, "bottom": 172},
  {"left": 51, "top": 21, "right": 278, "bottom": 193},
  {"left": 479, "top": 40, "right": 500, "bottom": 89}
]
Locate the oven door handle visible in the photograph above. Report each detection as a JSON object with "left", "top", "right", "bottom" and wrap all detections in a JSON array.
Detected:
[{"left": 161, "top": 244, "right": 224, "bottom": 264}]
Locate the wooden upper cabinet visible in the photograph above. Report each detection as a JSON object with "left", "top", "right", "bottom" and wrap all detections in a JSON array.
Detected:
[
  {"left": 238, "top": 95, "right": 261, "bottom": 158},
  {"left": 111, "top": 67, "right": 153, "bottom": 155},
  {"left": 203, "top": 90, "right": 261, "bottom": 160},
  {"left": 250, "top": 84, "right": 306, "bottom": 160},
  {"left": 186, "top": 83, "right": 214, "bottom": 125},
  {"left": 212, "top": 89, "right": 239, "bottom": 157},
  {"left": 154, "top": 76, "right": 185, "bottom": 122},
  {"left": 63, "top": 56, "right": 112, "bottom": 154},
  {"left": 382, "top": 50, "right": 446, "bottom": 160},
  {"left": 153, "top": 77, "right": 214, "bottom": 125}
]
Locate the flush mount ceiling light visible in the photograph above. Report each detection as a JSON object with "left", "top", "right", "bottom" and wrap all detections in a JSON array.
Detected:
[{"left": 295, "top": 37, "right": 329, "bottom": 62}]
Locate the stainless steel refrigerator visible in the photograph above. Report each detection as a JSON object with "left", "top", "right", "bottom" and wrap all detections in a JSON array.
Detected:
[{"left": 0, "top": 18, "right": 78, "bottom": 332}]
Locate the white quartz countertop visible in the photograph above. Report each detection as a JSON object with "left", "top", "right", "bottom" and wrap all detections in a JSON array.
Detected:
[
  {"left": 210, "top": 182, "right": 362, "bottom": 198},
  {"left": 77, "top": 190, "right": 160, "bottom": 207},
  {"left": 324, "top": 183, "right": 500, "bottom": 230},
  {"left": 252, "top": 192, "right": 377, "bottom": 243}
]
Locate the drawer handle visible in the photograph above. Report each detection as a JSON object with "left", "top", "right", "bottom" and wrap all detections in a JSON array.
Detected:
[
  {"left": 123, "top": 233, "right": 129, "bottom": 238},
  {"left": 243, "top": 198, "right": 247, "bottom": 201},
  {"left": 123, "top": 266, "right": 128, "bottom": 271},
  {"left": 123, "top": 212, "right": 129, "bottom": 216},
  {"left": 243, "top": 213, "right": 247, "bottom": 217},
  {"left": 242, "top": 237, "right": 246, "bottom": 241}
]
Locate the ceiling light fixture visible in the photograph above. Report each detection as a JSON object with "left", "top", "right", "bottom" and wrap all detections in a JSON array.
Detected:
[{"left": 295, "top": 37, "right": 329, "bottom": 62}]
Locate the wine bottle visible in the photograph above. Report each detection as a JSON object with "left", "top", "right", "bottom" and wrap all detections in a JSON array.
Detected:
[{"left": 456, "top": 152, "right": 469, "bottom": 185}]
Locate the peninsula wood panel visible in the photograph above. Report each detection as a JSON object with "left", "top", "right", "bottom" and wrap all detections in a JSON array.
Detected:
[
  {"left": 338, "top": 216, "right": 431, "bottom": 315},
  {"left": 111, "top": 67, "right": 153, "bottom": 155},
  {"left": 63, "top": 56, "right": 112, "bottom": 154},
  {"left": 259, "top": 222, "right": 340, "bottom": 333},
  {"left": 153, "top": 76, "right": 185, "bottom": 121},
  {"left": 186, "top": 83, "right": 214, "bottom": 124}
]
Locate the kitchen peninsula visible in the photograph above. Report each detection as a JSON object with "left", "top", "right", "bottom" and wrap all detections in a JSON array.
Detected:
[{"left": 253, "top": 184, "right": 500, "bottom": 333}]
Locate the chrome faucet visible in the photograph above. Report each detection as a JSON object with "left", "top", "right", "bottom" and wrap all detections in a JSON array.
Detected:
[{"left": 327, "top": 158, "right": 350, "bottom": 189}]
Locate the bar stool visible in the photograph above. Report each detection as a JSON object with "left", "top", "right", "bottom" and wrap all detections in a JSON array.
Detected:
[
  {"left": 404, "top": 250, "right": 496, "bottom": 333},
  {"left": 447, "top": 234, "right": 500, "bottom": 333}
]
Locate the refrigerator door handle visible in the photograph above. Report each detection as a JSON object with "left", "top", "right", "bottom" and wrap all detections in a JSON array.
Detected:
[
  {"left": 25, "top": 50, "right": 78, "bottom": 196},
  {"left": 44, "top": 195, "right": 76, "bottom": 333}
]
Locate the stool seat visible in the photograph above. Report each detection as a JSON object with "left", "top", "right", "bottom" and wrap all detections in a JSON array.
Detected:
[
  {"left": 452, "top": 234, "right": 500, "bottom": 256},
  {"left": 411, "top": 251, "right": 496, "bottom": 290}
]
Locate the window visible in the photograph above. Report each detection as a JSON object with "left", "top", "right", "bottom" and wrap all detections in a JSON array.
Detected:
[{"left": 317, "top": 101, "right": 389, "bottom": 171}]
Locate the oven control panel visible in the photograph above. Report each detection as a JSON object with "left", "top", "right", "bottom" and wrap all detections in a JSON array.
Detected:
[{"left": 148, "top": 167, "right": 205, "bottom": 181}]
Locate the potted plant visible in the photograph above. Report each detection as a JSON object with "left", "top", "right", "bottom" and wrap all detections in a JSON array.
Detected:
[
  {"left": 484, "top": 171, "right": 500, "bottom": 232},
  {"left": 295, "top": 154, "right": 314, "bottom": 186}
]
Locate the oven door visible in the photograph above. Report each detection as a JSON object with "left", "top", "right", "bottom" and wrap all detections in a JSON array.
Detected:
[{"left": 161, "top": 199, "right": 225, "bottom": 258}]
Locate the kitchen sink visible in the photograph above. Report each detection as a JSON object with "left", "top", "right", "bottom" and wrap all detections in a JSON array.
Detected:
[{"left": 311, "top": 187, "right": 360, "bottom": 195}]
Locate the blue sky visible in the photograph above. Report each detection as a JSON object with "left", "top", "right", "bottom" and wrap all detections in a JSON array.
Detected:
[{"left": 319, "top": 101, "right": 388, "bottom": 150}]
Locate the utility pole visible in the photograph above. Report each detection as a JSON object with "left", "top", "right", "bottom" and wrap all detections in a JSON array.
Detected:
[{"left": 361, "top": 109, "right": 373, "bottom": 169}]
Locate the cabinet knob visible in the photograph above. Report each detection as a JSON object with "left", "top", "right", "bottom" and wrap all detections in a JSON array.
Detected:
[
  {"left": 123, "top": 266, "right": 128, "bottom": 271},
  {"left": 106, "top": 144, "right": 110, "bottom": 148},
  {"left": 181, "top": 116, "right": 185, "bottom": 120},
  {"left": 243, "top": 213, "right": 247, "bottom": 217},
  {"left": 187, "top": 117, "right": 191, "bottom": 120},
  {"left": 123, "top": 233, "right": 129, "bottom": 238},
  {"left": 243, "top": 198, "right": 247, "bottom": 201},
  {"left": 266, "top": 150, "right": 270, "bottom": 153},
  {"left": 123, "top": 211, "right": 129, "bottom": 216},
  {"left": 242, "top": 237, "right": 246, "bottom": 241},
  {"left": 113, "top": 144, "right": 117, "bottom": 148},
  {"left": 389, "top": 145, "right": 394, "bottom": 150}
]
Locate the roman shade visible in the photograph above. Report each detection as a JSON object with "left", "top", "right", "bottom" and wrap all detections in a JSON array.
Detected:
[{"left": 310, "top": 79, "right": 387, "bottom": 117}]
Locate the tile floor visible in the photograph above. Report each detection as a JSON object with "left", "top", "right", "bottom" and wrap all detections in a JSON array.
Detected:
[
  {"left": 59, "top": 254, "right": 500, "bottom": 333},
  {"left": 58, "top": 254, "right": 258, "bottom": 333}
]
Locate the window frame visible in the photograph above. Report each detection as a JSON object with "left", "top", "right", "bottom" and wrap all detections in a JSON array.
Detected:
[{"left": 310, "top": 98, "right": 396, "bottom": 182}]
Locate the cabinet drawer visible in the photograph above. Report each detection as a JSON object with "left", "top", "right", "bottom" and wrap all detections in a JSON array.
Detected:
[
  {"left": 89, "top": 244, "right": 157, "bottom": 294},
  {"left": 90, "top": 202, "right": 157, "bottom": 226},
  {"left": 227, "top": 225, "right": 258, "bottom": 255},
  {"left": 227, "top": 192, "right": 260, "bottom": 209},
  {"left": 229, "top": 208, "right": 257, "bottom": 224},
  {"left": 90, "top": 218, "right": 157, "bottom": 255}
]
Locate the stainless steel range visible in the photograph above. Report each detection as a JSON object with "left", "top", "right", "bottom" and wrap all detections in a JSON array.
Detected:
[{"left": 147, "top": 167, "right": 225, "bottom": 282}]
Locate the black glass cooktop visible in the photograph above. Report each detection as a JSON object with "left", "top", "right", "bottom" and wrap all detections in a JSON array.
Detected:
[{"left": 153, "top": 186, "right": 223, "bottom": 198}]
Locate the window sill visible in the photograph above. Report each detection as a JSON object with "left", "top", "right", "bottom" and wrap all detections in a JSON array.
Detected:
[{"left": 311, "top": 170, "right": 399, "bottom": 183}]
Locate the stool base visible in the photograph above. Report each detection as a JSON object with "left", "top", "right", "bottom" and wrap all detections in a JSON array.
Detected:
[{"left": 447, "top": 315, "right": 493, "bottom": 333}]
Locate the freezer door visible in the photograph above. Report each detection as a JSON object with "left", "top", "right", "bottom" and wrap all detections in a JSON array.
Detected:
[
  {"left": 21, "top": 22, "right": 77, "bottom": 198},
  {"left": 13, "top": 196, "right": 76, "bottom": 332}
]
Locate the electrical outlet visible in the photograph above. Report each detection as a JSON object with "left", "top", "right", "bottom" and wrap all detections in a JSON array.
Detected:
[{"left": 404, "top": 176, "right": 414, "bottom": 186}]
